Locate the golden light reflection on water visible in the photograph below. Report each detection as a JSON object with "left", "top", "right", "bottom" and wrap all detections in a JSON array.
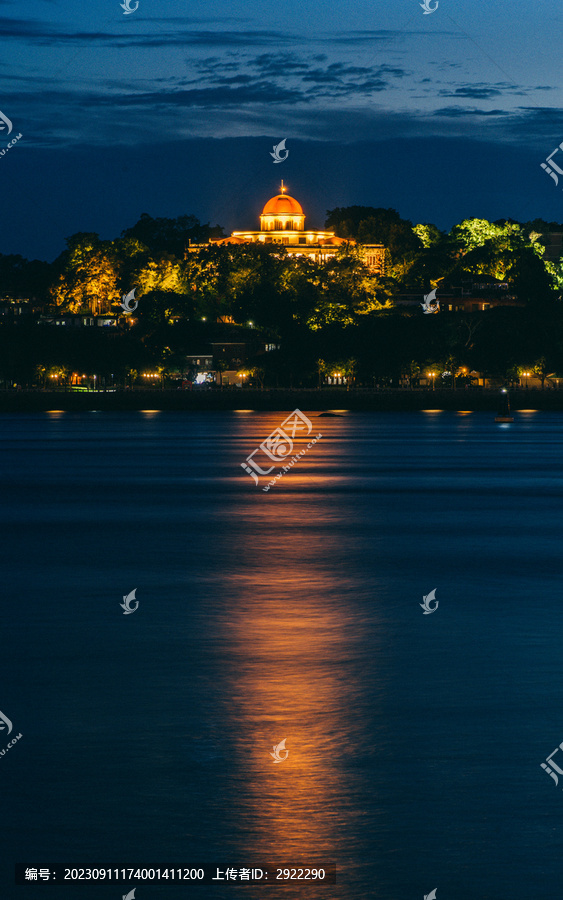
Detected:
[
  {"left": 206, "top": 416, "right": 384, "bottom": 897},
  {"left": 215, "top": 565, "right": 373, "bottom": 895}
]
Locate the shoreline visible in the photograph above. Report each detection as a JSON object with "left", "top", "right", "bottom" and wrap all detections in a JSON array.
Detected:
[{"left": 0, "top": 389, "right": 561, "bottom": 412}]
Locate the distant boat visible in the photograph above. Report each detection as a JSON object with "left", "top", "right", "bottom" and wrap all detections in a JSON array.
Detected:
[{"left": 495, "top": 389, "right": 514, "bottom": 423}]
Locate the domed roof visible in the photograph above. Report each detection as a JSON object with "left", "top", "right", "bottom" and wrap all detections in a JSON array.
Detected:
[{"left": 261, "top": 193, "right": 303, "bottom": 216}]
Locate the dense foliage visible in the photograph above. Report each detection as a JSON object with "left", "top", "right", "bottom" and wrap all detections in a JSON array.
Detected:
[{"left": 1, "top": 210, "right": 563, "bottom": 389}]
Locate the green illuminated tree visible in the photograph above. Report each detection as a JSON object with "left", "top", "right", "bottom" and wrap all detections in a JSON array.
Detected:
[{"left": 413, "top": 223, "right": 445, "bottom": 248}]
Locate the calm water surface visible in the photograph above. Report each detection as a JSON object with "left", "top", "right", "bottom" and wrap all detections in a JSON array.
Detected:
[{"left": 2, "top": 410, "right": 563, "bottom": 899}]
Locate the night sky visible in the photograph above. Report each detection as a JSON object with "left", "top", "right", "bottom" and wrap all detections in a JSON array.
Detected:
[{"left": 2, "top": 0, "right": 563, "bottom": 260}]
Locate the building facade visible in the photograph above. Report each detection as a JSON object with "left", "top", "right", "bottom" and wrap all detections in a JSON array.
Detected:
[
  {"left": 396, "top": 276, "right": 524, "bottom": 313},
  {"left": 191, "top": 182, "right": 386, "bottom": 273}
]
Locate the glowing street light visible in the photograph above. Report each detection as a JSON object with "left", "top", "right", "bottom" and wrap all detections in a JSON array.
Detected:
[{"left": 523, "top": 370, "right": 531, "bottom": 389}]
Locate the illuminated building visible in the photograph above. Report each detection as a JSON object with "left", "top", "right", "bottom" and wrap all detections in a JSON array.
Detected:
[{"left": 193, "top": 182, "right": 386, "bottom": 273}]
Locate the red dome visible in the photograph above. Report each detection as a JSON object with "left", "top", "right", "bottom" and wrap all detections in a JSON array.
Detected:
[{"left": 261, "top": 194, "right": 303, "bottom": 216}]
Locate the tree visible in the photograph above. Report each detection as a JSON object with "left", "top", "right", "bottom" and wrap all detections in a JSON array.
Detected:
[
  {"left": 214, "top": 359, "right": 229, "bottom": 390},
  {"left": 402, "top": 360, "right": 421, "bottom": 389},
  {"left": 121, "top": 213, "right": 224, "bottom": 258},
  {"left": 307, "top": 249, "right": 392, "bottom": 330},
  {"left": 248, "top": 365, "right": 265, "bottom": 390},
  {"left": 442, "top": 353, "right": 461, "bottom": 390},
  {"left": 0, "top": 254, "right": 53, "bottom": 301},
  {"left": 413, "top": 223, "right": 445, "bottom": 248},
  {"left": 50, "top": 233, "right": 120, "bottom": 314},
  {"left": 533, "top": 356, "right": 554, "bottom": 390},
  {"left": 185, "top": 242, "right": 293, "bottom": 333},
  {"left": 343, "top": 357, "right": 358, "bottom": 391},
  {"left": 316, "top": 358, "right": 329, "bottom": 389},
  {"left": 450, "top": 218, "right": 509, "bottom": 251},
  {"left": 325, "top": 206, "right": 423, "bottom": 263}
]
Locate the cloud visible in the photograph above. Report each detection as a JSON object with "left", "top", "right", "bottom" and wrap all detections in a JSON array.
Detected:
[
  {"left": 120, "top": 30, "right": 301, "bottom": 49},
  {"left": 433, "top": 106, "right": 510, "bottom": 117},
  {"left": 0, "top": 15, "right": 57, "bottom": 38},
  {"left": 185, "top": 53, "right": 409, "bottom": 102},
  {"left": 108, "top": 82, "right": 309, "bottom": 108},
  {"left": 0, "top": 16, "right": 302, "bottom": 49},
  {"left": 439, "top": 87, "right": 503, "bottom": 99},
  {"left": 436, "top": 81, "right": 556, "bottom": 101},
  {"left": 325, "top": 28, "right": 459, "bottom": 44}
]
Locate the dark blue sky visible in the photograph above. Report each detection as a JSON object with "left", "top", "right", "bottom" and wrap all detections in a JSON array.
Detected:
[{"left": 1, "top": 0, "right": 563, "bottom": 260}]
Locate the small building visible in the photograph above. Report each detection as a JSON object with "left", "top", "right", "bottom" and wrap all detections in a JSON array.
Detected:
[
  {"left": 38, "top": 314, "right": 119, "bottom": 327},
  {"left": 536, "top": 232, "right": 563, "bottom": 262},
  {"left": 0, "top": 298, "right": 36, "bottom": 318},
  {"left": 396, "top": 275, "right": 524, "bottom": 313}
]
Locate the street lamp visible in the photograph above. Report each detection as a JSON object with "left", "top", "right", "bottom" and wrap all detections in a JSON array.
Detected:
[
  {"left": 427, "top": 371, "right": 436, "bottom": 391},
  {"left": 523, "top": 370, "right": 531, "bottom": 390}
]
